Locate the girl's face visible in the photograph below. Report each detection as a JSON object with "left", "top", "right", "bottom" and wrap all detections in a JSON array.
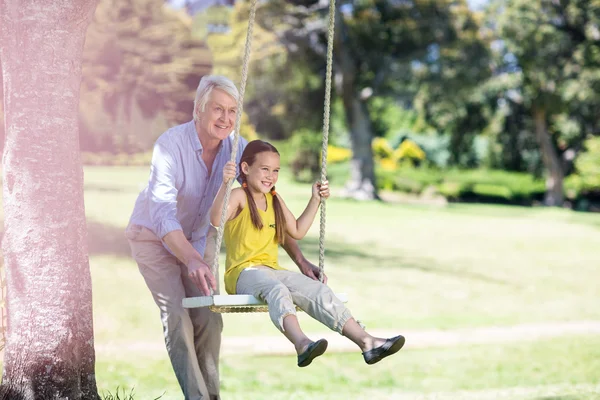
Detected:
[{"left": 242, "top": 151, "right": 280, "bottom": 194}]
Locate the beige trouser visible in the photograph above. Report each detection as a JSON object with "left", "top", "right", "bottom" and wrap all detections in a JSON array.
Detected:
[
  {"left": 236, "top": 266, "right": 353, "bottom": 334},
  {"left": 126, "top": 224, "right": 222, "bottom": 400}
]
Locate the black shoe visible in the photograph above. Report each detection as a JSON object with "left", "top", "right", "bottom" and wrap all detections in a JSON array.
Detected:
[
  {"left": 362, "top": 335, "right": 405, "bottom": 365},
  {"left": 297, "top": 339, "right": 328, "bottom": 367}
]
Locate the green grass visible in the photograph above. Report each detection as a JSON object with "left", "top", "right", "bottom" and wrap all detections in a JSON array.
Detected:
[
  {"left": 83, "top": 166, "right": 600, "bottom": 340},
  {"left": 95, "top": 335, "right": 600, "bottom": 399},
  {"left": 5, "top": 165, "right": 600, "bottom": 399}
]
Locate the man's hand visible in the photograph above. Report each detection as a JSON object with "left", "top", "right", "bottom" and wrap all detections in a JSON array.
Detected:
[
  {"left": 187, "top": 258, "right": 217, "bottom": 295},
  {"left": 223, "top": 161, "right": 237, "bottom": 184},
  {"left": 299, "top": 259, "right": 328, "bottom": 284}
]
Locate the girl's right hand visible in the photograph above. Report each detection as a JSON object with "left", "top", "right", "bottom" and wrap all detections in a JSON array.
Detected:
[{"left": 223, "top": 161, "right": 237, "bottom": 184}]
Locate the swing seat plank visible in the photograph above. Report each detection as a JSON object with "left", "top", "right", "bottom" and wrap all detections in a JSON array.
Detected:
[{"left": 183, "top": 293, "right": 348, "bottom": 314}]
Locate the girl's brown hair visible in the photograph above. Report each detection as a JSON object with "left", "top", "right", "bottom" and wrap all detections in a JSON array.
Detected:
[{"left": 239, "top": 140, "right": 286, "bottom": 244}]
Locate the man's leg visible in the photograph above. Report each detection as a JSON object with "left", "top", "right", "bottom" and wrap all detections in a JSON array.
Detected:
[
  {"left": 127, "top": 226, "right": 212, "bottom": 400},
  {"left": 181, "top": 268, "right": 223, "bottom": 399}
]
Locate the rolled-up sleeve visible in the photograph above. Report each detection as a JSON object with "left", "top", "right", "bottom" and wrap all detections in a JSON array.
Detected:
[{"left": 148, "top": 141, "right": 182, "bottom": 239}]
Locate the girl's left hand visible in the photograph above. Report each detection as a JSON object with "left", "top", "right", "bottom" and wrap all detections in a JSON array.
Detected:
[{"left": 312, "top": 180, "right": 330, "bottom": 200}]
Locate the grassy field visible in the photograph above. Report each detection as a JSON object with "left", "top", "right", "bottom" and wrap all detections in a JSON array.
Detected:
[{"left": 10, "top": 165, "right": 600, "bottom": 399}]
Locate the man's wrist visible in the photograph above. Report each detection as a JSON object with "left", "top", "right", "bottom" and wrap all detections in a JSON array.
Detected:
[{"left": 187, "top": 257, "right": 206, "bottom": 273}]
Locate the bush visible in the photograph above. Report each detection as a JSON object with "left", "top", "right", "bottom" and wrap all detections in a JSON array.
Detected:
[
  {"left": 472, "top": 183, "right": 513, "bottom": 202},
  {"left": 393, "top": 139, "right": 426, "bottom": 165},
  {"left": 372, "top": 163, "right": 547, "bottom": 205},
  {"left": 289, "top": 129, "right": 322, "bottom": 183},
  {"left": 372, "top": 137, "right": 394, "bottom": 159},
  {"left": 327, "top": 145, "right": 352, "bottom": 164},
  {"left": 565, "top": 136, "right": 600, "bottom": 198}
]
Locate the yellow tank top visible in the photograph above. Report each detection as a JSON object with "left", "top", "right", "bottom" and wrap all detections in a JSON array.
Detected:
[{"left": 223, "top": 192, "right": 286, "bottom": 294}]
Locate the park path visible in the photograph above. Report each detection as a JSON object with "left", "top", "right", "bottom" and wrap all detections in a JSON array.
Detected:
[{"left": 97, "top": 320, "right": 600, "bottom": 356}]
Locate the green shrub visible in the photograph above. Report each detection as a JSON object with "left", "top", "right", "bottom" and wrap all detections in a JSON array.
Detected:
[
  {"left": 472, "top": 183, "right": 513, "bottom": 201},
  {"left": 289, "top": 129, "right": 322, "bottom": 183},
  {"left": 372, "top": 163, "right": 547, "bottom": 205},
  {"left": 565, "top": 136, "right": 600, "bottom": 197},
  {"left": 372, "top": 137, "right": 394, "bottom": 159},
  {"left": 437, "top": 181, "right": 466, "bottom": 200}
]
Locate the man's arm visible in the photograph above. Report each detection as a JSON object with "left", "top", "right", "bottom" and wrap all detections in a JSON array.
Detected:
[
  {"left": 163, "top": 230, "right": 216, "bottom": 295},
  {"left": 148, "top": 140, "right": 215, "bottom": 295},
  {"left": 282, "top": 235, "right": 328, "bottom": 284}
]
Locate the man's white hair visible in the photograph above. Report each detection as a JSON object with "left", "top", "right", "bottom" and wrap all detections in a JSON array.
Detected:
[{"left": 193, "top": 75, "right": 240, "bottom": 121}]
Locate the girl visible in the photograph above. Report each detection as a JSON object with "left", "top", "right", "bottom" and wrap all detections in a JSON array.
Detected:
[{"left": 210, "top": 140, "right": 404, "bottom": 367}]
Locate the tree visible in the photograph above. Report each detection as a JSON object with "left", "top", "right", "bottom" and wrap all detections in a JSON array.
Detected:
[
  {"left": 413, "top": 2, "right": 493, "bottom": 167},
  {"left": 498, "top": 0, "right": 600, "bottom": 206},
  {"left": 0, "top": 1, "right": 101, "bottom": 399},
  {"left": 81, "top": 0, "right": 212, "bottom": 152},
  {"left": 252, "top": 0, "right": 482, "bottom": 199}
]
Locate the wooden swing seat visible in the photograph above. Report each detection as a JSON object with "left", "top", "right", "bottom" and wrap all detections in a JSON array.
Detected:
[{"left": 183, "top": 293, "right": 348, "bottom": 313}]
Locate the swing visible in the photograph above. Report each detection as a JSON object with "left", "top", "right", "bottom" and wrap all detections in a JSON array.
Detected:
[{"left": 182, "top": 0, "right": 342, "bottom": 313}]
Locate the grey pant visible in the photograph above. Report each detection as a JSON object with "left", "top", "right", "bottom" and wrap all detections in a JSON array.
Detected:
[
  {"left": 126, "top": 224, "right": 222, "bottom": 400},
  {"left": 236, "top": 266, "right": 352, "bottom": 334}
]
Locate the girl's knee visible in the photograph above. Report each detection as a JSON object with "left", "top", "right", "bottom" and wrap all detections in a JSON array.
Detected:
[{"left": 263, "top": 281, "right": 292, "bottom": 301}]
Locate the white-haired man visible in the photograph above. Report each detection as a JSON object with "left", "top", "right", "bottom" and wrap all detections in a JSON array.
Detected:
[{"left": 125, "top": 75, "right": 326, "bottom": 400}]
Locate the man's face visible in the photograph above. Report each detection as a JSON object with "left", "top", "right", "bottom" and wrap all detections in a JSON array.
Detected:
[{"left": 195, "top": 89, "right": 238, "bottom": 143}]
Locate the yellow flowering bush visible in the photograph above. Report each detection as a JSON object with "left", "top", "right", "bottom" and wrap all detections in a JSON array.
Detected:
[
  {"left": 393, "top": 139, "right": 426, "bottom": 163},
  {"left": 379, "top": 158, "right": 398, "bottom": 171},
  {"left": 326, "top": 145, "right": 352, "bottom": 164},
  {"left": 372, "top": 137, "right": 394, "bottom": 159}
]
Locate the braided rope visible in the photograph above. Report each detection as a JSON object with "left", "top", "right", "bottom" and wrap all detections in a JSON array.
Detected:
[
  {"left": 211, "top": 0, "right": 336, "bottom": 295},
  {"left": 210, "top": 305, "right": 303, "bottom": 314},
  {"left": 211, "top": 0, "right": 258, "bottom": 292},
  {"left": 318, "top": 0, "right": 336, "bottom": 282}
]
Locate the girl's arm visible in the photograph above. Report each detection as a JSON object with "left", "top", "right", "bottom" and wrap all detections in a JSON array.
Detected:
[
  {"left": 279, "top": 180, "right": 329, "bottom": 240},
  {"left": 210, "top": 186, "right": 244, "bottom": 227},
  {"left": 210, "top": 161, "right": 243, "bottom": 226}
]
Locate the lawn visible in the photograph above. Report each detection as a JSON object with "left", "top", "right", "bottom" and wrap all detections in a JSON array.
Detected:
[{"left": 6, "top": 165, "right": 600, "bottom": 399}]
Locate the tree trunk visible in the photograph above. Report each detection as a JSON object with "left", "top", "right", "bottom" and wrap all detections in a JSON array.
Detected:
[
  {"left": 334, "top": 8, "right": 378, "bottom": 201},
  {"left": 532, "top": 106, "right": 564, "bottom": 207},
  {"left": 0, "top": 1, "right": 100, "bottom": 399}
]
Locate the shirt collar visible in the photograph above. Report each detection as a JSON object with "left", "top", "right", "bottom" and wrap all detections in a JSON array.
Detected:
[{"left": 187, "top": 120, "right": 203, "bottom": 153}]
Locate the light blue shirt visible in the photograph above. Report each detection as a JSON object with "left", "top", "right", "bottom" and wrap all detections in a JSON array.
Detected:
[{"left": 129, "top": 120, "right": 247, "bottom": 257}]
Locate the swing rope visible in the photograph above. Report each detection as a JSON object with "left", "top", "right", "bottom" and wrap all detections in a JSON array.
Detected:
[
  {"left": 211, "top": 0, "right": 258, "bottom": 289},
  {"left": 318, "top": 0, "right": 336, "bottom": 282},
  {"left": 206, "top": 0, "right": 337, "bottom": 307}
]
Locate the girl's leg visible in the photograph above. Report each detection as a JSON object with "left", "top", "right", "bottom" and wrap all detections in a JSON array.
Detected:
[
  {"left": 341, "top": 317, "right": 388, "bottom": 352},
  {"left": 281, "top": 314, "right": 313, "bottom": 355},
  {"left": 275, "top": 270, "right": 352, "bottom": 335},
  {"left": 276, "top": 270, "right": 404, "bottom": 359},
  {"left": 236, "top": 267, "right": 317, "bottom": 355}
]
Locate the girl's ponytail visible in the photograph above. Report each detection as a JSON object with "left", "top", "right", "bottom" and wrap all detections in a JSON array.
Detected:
[
  {"left": 241, "top": 177, "right": 263, "bottom": 231},
  {"left": 270, "top": 187, "right": 286, "bottom": 244}
]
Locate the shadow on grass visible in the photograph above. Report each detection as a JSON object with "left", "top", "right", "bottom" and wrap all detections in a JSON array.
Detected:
[
  {"left": 1, "top": 221, "right": 514, "bottom": 287},
  {"left": 84, "top": 182, "right": 144, "bottom": 195},
  {"left": 534, "top": 396, "right": 588, "bottom": 400},
  {"left": 0, "top": 222, "right": 132, "bottom": 259},
  {"left": 297, "top": 236, "right": 514, "bottom": 286},
  {"left": 87, "top": 222, "right": 132, "bottom": 257}
]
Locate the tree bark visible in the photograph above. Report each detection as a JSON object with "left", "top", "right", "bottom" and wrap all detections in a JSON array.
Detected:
[
  {"left": 532, "top": 106, "right": 564, "bottom": 206},
  {"left": 334, "top": 8, "right": 378, "bottom": 201},
  {"left": 0, "top": 1, "right": 100, "bottom": 399}
]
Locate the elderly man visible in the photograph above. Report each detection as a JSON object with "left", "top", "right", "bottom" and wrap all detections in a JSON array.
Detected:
[{"left": 125, "top": 75, "right": 325, "bottom": 400}]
